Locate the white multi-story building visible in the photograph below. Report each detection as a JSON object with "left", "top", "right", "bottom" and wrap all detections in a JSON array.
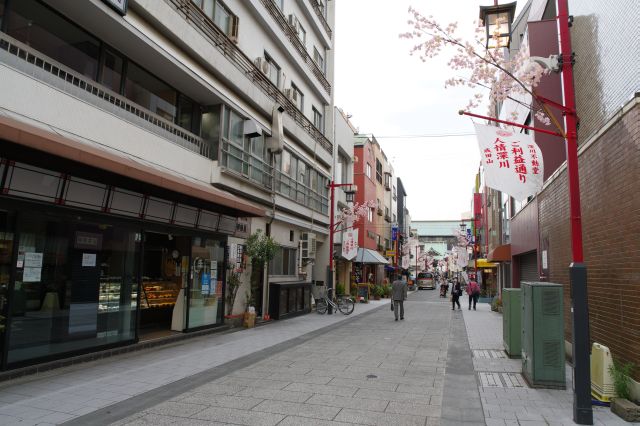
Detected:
[{"left": 0, "top": 0, "right": 334, "bottom": 369}]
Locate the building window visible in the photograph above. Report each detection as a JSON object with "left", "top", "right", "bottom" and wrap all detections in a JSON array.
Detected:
[
  {"left": 274, "top": 0, "right": 284, "bottom": 9},
  {"left": 291, "top": 83, "right": 304, "bottom": 112},
  {"left": 338, "top": 154, "right": 349, "bottom": 184},
  {"left": 366, "top": 163, "right": 372, "bottom": 179},
  {"left": 312, "top": 106, "right": 323, "bottom": 133},
  {"left": 367, "top": 208, "right": 373, "bottom": 222},
  {"left": 375, "top": 159, "right": 382, "bottom": 184},
  {"left": 313, "top": 47, "right": 325, "bottom": 73},
  {"left": 265, "top": 52, "right": 280, "bottom": 88},
  {"left": 269, "top": 247, "right": 297, "bottom": 275},
  {"left": 195, "top": 0, "right": 239, "bottom": 40}
]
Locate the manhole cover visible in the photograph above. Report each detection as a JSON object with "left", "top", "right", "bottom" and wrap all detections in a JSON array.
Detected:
[{"left": 366, "top": 374, "right": 377, "bottom": 379}]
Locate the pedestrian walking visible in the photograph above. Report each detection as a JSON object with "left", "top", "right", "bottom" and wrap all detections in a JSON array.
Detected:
[
  {"left": 451, "top": 280, "right": 462, "bottom": 310},
  {"left": 467, "top": 280, "right": 480, "bottom": 310},
  {"left": 391, "top": 273, "right": 407, "bottom": 321}
]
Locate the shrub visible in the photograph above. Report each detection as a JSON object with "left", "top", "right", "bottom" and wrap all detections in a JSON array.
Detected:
[
  {"left": 609, "top": 360, "right": 635, "bottom": 400},
  {"left": 373, "top": 285, "right": 384, "bottom": 297},
  {"left": 383, "top": 284, "right": 392, "bottom": 297},
  {"left": 350, "top": 282, "right": 358, "bottom": 296},
  {"left": 335, "top": 283, "right": 345, "bottom": 296},
  {"left": 491, "top": 295, "right": 502, "bottom": 312}
]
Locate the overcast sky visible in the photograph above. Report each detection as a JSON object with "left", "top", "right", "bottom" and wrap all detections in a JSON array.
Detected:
[{"left": 334, "top": 1, "right": 493, "bottom": 221}]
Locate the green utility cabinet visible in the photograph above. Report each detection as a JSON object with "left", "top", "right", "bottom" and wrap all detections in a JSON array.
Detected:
[
  {"left": 502, "top": 288, "right": 522, "bottom": 358},
  {"left": 521, "top": 281, "right": 565, "bottom": 388}
]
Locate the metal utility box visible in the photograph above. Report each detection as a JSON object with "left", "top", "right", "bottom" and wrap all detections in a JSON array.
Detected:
[
  {"left": 502, "top": 288, "right": 522, "bottom": 358},
  {"left": 521, "top": 281, "right": 566, "bottom": 388}
]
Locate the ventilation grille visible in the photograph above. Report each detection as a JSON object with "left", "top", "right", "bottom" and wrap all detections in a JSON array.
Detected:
[
  {"left": 543, "top": 340, "right": 561, "bottom": 367},
  {"left": 542, "top": 288, "right": 560, "bottom": 315}
]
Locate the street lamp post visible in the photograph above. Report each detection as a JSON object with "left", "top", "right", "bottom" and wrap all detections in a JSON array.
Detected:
[
  {"left": 327, "top": 181, "right": 356, "bottom": 315},
  {"left": 475, "top": 1, "right": 592, "bottom": 423}
]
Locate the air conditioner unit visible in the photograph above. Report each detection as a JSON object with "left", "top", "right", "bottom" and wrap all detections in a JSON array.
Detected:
[
  {"left": 301, "top": 232, "right": 316, "bottom": 259},
  {"left": 288, "top": 14, "right": 300, "bottom": 34},
  {"left": 254, "top": 57, "right": 269, "bottom": 76},
  {"left": 591, "top": 343, "right": 615, "bottom": 402}
]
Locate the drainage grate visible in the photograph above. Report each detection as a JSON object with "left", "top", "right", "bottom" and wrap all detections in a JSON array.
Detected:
[
  {"left": 472, "top": 349, "right": 507, "bottom": 359},
  {"left": 366, "top": 374, "right": 378, "bottom": 379},
  {"left": 478, "top": 372, "right": 527, "bottom": 388}
]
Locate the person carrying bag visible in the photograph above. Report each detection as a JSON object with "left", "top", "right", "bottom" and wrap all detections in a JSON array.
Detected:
[{"left": 467, "top": 281, "right": 480, "bottom": 310}]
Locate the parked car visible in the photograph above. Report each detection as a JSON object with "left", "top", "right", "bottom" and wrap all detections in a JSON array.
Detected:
[{"left": 417, "top": 272, "right": 435, "bottom": 290}]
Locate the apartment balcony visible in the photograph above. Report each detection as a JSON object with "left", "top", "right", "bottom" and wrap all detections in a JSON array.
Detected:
[
  {"left": 259, "top": 0, "right": 331, "bottom": 95},
  {"left": 384, "top": 214, "right": 391, "bottom": 222},
  {"left": 0, "top": 33, "right": 213, "bottom": 183},
  {"left": 308, "top": 0, "right": 332, "bottom": 39},
  {"left": 163, "top": 0, "right": 333, "bottom": 158},
  {"left": 377, "top": 207, "right": 383, "bottom": 216}
]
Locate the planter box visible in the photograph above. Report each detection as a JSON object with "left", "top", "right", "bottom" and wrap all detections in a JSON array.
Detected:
[
  {"left": 611, "top": 398, "right": 640, "bottom": 422},
  {"left": 223, "top": 314, "right": 244, "bottom": 328}
]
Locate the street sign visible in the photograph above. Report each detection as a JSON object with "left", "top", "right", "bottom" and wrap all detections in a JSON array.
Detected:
[
  {"left": 391, "top": 227, "right": 398, "bottom": 241},
  {"left": 341, "top": 229, "right": 358, "bottom": 260},
  {"left": 386, "top": 250, "right": 396, "bottom": 257}
]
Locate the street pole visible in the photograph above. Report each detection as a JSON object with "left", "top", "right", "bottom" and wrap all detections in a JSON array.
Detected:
[
  {"left": 327, "top": 181, "right": 335, "bottom": 314},
  {"left": 557, "top": 0, "right": 591, "bottom": 423}
]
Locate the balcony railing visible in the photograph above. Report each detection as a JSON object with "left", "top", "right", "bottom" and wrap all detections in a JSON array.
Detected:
[
  {"left": 166, "top": 0, "right": 332, "bottom": 156},
  {"left": 220, "top": 142, "right": 328, "bottom": 215},
  {"left": 308, "top": 0, "right": 332, "bottom": 39},
  {"left": 0, "top": 33, "right": 209, "bottom": 157},
  {"left": 260, "top": 0, "right": 331, "bottom": 95}
]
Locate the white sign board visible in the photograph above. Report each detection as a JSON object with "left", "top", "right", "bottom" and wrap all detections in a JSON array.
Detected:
[
  {"left": 82, "top": 253, "right": 97, "bottom": 267},
  {"left": 475, "top": 123, "right": 544, "bottom": 201},
  {"left": 341, "top": 229, "right": 358, "bottom": 260},
  {"left": 24, "top": 252, "right": 43, "bottom": 268}
]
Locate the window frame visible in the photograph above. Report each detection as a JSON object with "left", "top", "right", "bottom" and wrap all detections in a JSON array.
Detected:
[
  {"left": 366, "top": 163, "right": 372, "bottom": 179},
  {"left": 312, "top": 106, "right": 323, "bottom": 133}
]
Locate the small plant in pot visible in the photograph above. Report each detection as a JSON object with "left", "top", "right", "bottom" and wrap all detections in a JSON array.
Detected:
[
  {"left": 373, "top": 285, "right": 383, "bottom": 300},
  {"left": 335, "top": 283, "right": 345, "bottom": 296}
]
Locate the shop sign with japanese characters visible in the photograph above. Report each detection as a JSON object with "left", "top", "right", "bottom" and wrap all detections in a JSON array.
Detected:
[
  {"left": 474, "top": 123, "right": 544, "bottom": 201},
  {"left": 342, "top": 229, "right": 358, "bottom": 260}
]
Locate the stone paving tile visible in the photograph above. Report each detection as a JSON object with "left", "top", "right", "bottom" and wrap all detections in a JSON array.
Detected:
[
  {"left": 385, "top": 400, "right": 441, "bottom": 417},
  {"left": 328, "top": 376, "right": 398, "bottom": 391},
  {"left": 145, "top": 401, "right": 208, "bottom": 418},
  {"left": 234, "top": 387, "right": 312, "bottom": 403},
  {"left": 190, "top": 406, "right": 286, "bottom": 425},
  {"left": 276, "top": 415, "right": 354, "bottom": 426},
  {"left": 282, "top": 381, "right": 358, "bottom": 397},
  {"left": 335, "top": 407, "right": 427, "bottom": 425},
  {"left": 175, "top": 393, "right": 264, "bottom": 410},
  {"left": 251, "top": 399, "right": 341, "bottom": 420},
  {"left": 305, "top": 393, "right": 389, "bottom": 412}
]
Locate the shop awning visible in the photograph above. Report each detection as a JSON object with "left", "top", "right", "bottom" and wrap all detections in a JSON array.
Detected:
[
  {"left": 353, "top": 248, "right": 389, "bottom": 264},
  {"left": 475, "top": 258, "right": 498, "bottom": 268},
  {"left": 0, "top": 112, "right": 265, "bottom": 217},
  {"left": 488, "top": 244, "right": 511, "bottom": 262}
]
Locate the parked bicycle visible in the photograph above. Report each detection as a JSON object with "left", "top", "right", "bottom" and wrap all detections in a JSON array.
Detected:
[{"left": 316, "top": 288, "right": 355, "bottom": 315}]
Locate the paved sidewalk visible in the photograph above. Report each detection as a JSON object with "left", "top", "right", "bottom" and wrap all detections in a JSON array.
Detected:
[
  {"left": 461, "top": 299, "right": 635, "bottom": 426},
  {"left": 0, "top": 300, "right": 387, "bottom": 425},
  {"left": 68, "top": 289, "right": 449, "bottom": 425}
]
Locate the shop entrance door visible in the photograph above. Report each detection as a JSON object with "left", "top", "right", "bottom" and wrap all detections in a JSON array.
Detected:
[
  {"left": 187, "top": 237, "right": 225, "bottom": 329},
  {"left": 139, "top": 232, "right": 190, "bottom": 339}
]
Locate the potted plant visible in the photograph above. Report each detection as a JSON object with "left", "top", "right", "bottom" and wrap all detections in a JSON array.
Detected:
[
  {"left": 335, "top": 283, "right": 345, "bottom": 296},
  {"left": 244, "top": 229, "right": 278, "bottom": 317},
  {"left": 373, "top": 285, "right": 383, "bottom": 300}
]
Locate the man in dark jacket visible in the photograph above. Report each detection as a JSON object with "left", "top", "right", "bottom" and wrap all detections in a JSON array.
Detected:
[
  {"left": 391, "top": 274, "right": 407, "bottom": 321},
  {"left": 452, "top": 279, "right": 462, "bottom": 310}
]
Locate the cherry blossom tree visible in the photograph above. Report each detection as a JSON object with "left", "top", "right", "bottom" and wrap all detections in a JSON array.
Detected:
[
  {"left": 334, "top": 200, "right": 377, "bottom": 232},
  {"left": 399, "top": 6, "right": 562, "bottom": 131}
]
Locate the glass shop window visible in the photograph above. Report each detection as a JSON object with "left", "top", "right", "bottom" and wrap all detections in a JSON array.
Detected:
[
  {"left": 124, "top": 61, "right": 177, "bottom": 121},
  {"left": 8, "top": 214, "right": 139, "bottom": 365},
  {"left": 6, "top": 0, "right": 100, "bottom": 80}
]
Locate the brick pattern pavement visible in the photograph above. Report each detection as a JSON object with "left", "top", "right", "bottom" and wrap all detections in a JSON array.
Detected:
[{"left": 462, "top": 301, "right": 635, "bottom": 425}]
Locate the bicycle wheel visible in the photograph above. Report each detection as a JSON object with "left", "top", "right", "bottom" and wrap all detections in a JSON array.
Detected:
[
  {"left": 337, "top": 297, "right": 355, "bottom": 315},
  {"left": 316, "top": 298, "right": 328, "bottom": 314}
]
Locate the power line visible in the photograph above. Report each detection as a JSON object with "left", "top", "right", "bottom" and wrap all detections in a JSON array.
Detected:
[{"left": 370, "top": 133, "right": 475, "bottom": 139}]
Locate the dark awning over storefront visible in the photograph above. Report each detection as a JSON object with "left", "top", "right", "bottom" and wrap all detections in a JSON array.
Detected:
[
  {"left": 0, "top": 115, "right": 265, "bottom": 218},
  {"left": 487, "top": 244, "right": 511, "bottom": 262}
]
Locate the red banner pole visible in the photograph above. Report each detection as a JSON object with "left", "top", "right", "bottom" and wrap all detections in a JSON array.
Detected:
[{"left": 459, "top": 110, "right": 564, "bottom": 137}]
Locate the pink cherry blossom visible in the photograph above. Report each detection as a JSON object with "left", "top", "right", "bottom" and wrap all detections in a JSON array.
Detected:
[{"left": 400, "top": 6, "right": 555, "bottom": 128}]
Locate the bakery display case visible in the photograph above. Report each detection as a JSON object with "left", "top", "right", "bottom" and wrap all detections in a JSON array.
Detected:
[
  {"left": 141, "top": 279, "right": 180, "bottom": 309},
  {"left": 99, "top": 277, "right": 138, "bottom": 312}
]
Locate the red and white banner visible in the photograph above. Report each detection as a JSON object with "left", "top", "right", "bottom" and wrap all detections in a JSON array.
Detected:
[
  {"left": 402, "top": 255, "right": 410, "bottom": 269},
  {"left": 474, "top": 123, "right": 544, "bottom": 201},
  {"left": 341, "top": 229, "right": 358, "bottom": 260}
]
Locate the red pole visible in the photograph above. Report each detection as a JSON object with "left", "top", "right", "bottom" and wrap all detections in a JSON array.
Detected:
[
  {"left": 459, "top": 110, "right": 564, "bottom": 137},
  {"left": 327, "top": 181, "right": 335, "bottom": 314},
  {"left": 556, "top": 0, "right": 591, "bottom": 423}
]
